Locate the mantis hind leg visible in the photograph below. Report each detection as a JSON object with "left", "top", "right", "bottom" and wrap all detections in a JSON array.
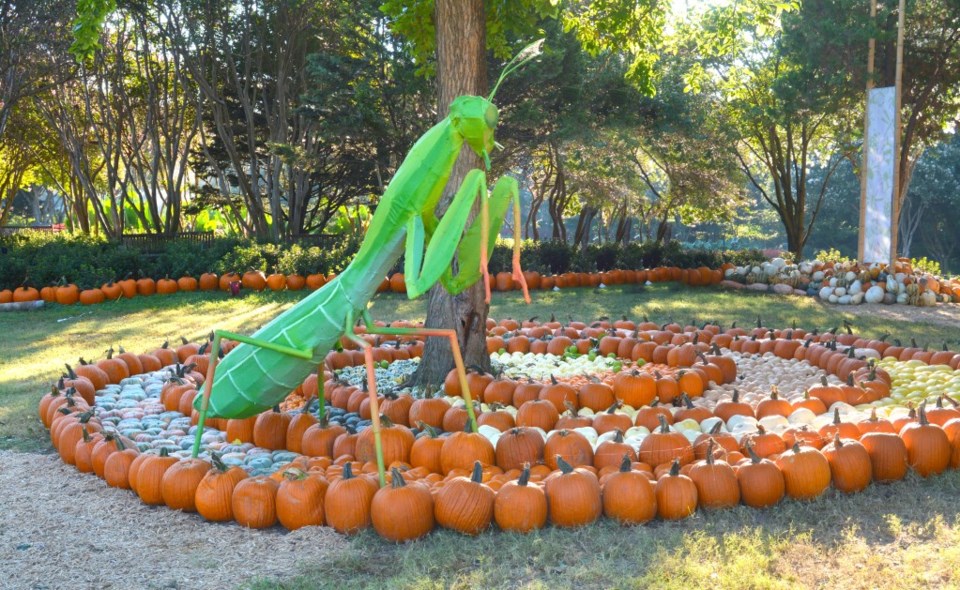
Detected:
[
  {"left": 442, "top": 175, "right": 530, "bottom": 303},
  {"left": 359, "top": 310, "right": 478, "bottom": 433},
  {"left": 343, "top": 311, "right": 388, "bottom": 488}
]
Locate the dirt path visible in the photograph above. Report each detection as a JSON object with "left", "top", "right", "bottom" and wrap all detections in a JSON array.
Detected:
[
  {"left": 826, "top": 302, "right": 960, "bottom": 331},
  {"left": 0, "top": 451, "right": 348, "bottom": 590}
]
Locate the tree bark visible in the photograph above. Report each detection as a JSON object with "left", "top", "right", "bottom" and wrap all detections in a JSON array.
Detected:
[{"left": 414, "top": 0, "right": 489, "bottom": 388}]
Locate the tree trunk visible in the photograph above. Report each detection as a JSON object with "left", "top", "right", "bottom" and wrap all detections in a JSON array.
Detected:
[
  {"left": 654, "top": 214, "right": 672, "bottom": 244},
  {"left": 574, "top": 206, "right": 596, "bottom": 251},
  {"left": 414, "top": 0, "right": 489, "bottom": 389}
]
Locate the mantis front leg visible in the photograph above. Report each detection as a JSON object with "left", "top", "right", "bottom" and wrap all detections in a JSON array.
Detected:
[
  {"left": 403, "top": 168, "right": 530, "bottom": 304},
  {"left": 403, "top": 168, "right": 489, "bottom": 299},
  {"left": 441, "top": 175, "right": 530, "bottom": 303}
]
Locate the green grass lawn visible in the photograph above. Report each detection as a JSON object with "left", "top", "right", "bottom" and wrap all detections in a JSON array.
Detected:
[{"left": 2, "top": 284, "right": 959, "bottom": 590}]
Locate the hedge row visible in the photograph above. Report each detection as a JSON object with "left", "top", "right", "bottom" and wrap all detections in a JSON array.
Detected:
[{"left": 0, "top": 230, "right": 767, "bottom": 290}]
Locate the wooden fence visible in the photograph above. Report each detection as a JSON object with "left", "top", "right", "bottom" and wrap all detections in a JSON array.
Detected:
[{"left": 120, "top": 232, "right": 217, "bottom": 254}]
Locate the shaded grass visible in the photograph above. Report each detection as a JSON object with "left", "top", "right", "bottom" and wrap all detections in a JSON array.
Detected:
[
  {"left": 243, "top": 471, "right": 960, "bottom": 590},
  {"left": 1, "top": 284, "right": 957, "bottom": 452}
]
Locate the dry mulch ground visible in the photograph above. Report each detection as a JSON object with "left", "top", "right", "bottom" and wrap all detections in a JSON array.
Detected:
[{"left": 0, "top": 451, "right": 348, "bottom": 590}]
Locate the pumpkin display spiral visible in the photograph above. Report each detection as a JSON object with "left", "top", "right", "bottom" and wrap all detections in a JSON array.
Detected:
[{"left": 36, "top": 316, "right": 960, "bottom": 542}]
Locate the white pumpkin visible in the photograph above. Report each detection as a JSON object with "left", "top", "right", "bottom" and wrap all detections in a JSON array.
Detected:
[
  {"left": 758, "top": 415, "right": 790, "bottom": 431},
  {"left": 726, "top": 414, "right": 758, "bottom": 431},
  {"left": 787, "top": 407, "right": 817, "bottom": 425},
  {"left": 865, "top": 285, "right": 884, "bottom": 303}
]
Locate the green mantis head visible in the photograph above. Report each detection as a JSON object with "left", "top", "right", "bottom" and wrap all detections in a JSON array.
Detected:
[
  {"left": 449, "top": 39, "right": 544, "bottom": 170},
  {"left": 449, "top": 95, "right": 498, "bottom": 170}
]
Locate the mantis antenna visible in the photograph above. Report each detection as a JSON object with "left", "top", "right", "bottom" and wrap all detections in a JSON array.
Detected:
[{"left": 488, "top": 38, "right": 545, "bottom": 102}]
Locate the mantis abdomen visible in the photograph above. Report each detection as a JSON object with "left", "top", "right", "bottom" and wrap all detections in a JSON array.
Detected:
[{"left": 202, "top": 235, "right": 405, "bottom": 418}]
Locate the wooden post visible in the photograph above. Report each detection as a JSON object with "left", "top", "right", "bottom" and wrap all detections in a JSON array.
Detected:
[
  {"left": 857, "top": 0, "right": 878, "bottom": 261},
  {"left": 889, "top": 0, "right": 906, "bottom": 268}
]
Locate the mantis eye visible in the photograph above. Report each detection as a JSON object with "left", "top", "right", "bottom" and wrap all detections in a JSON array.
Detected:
[{"left": 484, "top": 108, "right": 498, "bottom": 129}]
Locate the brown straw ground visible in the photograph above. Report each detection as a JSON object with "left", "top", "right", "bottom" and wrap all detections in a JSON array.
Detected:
[{"left": 0, "top": 451, "right": 348, "bottom": 590}]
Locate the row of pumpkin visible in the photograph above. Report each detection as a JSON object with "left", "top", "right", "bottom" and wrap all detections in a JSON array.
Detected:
[
  {"left": 42, "top": 380, "right": 960, "bottom": 541},
  {"left": 1, "top": 264, "right": 732, "bottom": 306}
]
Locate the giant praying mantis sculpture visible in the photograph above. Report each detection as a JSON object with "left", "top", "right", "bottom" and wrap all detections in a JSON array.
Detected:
[{"left": 191, "top": 42, "right": 543, "bottom": 487}]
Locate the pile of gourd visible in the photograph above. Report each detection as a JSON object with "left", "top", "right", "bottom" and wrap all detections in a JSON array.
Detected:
[
  {"left": 39, "top": 317, "right": 960, "bottom": 542},
  {"left": 722, "top": 258, "right": 960, "bottom": 306}
]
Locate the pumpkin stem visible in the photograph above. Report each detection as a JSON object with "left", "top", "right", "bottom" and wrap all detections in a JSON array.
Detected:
[
  {"left": 820, "top": 376, "right": 828, "bottom": 386},
  {"left": 160, "top": 447, "right": 170, "bottom": 457},
  {"left": 792, "top": 441, "right": 802, "bottom": 453},
  {"left": 210, "top": 452, "right": 228, "bottom": 472},
  {"left": 745, "top": 441, "right": 762, "bottom": 463},
  {"left": 710, "top": 421, "right": 723, "bottom": 435},
  {"left": 517, "top": 464, "right": 531, "bottom": 486},
  {"left": 918, "top": 402, "right": 930, "bottom": 426},
  {"left": 613, "top": 429, "right": 624, "bottom": 443},
  {"left": 390, "top": 467, "right": 406, "bottom": 488},
  {"left": 283, "top": 467, "right": 308, "bottom": 481},
  {"left": 669, "top": 458, "right": 681, "bottom": 476},
  {"left": 705, "top": 439, "right": 716, "bottom": 464},
  {"left": 833, "top": 407, "right": 841, "bottom": 425},
  {"left": 657, "top": 414, "right": 670, "bottom": 433},
  {"left": 342, "top": 462, "right": 355, "bottom": 480},
  {"left": 606, "top": 401, "right": 621, "bottom": 414},
  {"left": 556, "top": 455, "right": 575, "bottom": 474},
  {"left": 833, "top": 432, "right": 842, "bottom": 447},
  {"left": 470, "top": 461, "right": 484, "bottom": 483},
  {"left": 418, "top": 422, "right": 440, "bottom": 438},
  {"left": 682, "top": 393, "right": 694, "bottom": 409},
  {"left": 619, "top": 454, "right": 632, "bottom": 472},
  {"left": 769, "top": 387, "right": 779, "bottom": 401},
  {"left": 732, "top": 389, "right": 739, "bottom": 403}
]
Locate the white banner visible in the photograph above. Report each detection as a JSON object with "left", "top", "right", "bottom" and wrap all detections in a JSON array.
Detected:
[{"left": 863, "top": 87, "right": 896, "bottom": 263}]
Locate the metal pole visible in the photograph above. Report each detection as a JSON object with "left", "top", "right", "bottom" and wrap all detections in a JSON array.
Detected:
[
  {"left": 858, "top": 0, "right": 878, "bottom": 261},
  {"left": 890, "top": 0, "right": 906, "bottom": 268}
]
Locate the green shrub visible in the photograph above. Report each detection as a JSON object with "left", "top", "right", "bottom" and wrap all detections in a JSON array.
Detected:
[
  {"left": 0, "top": 230, "right": 786, "bottom": 289},
  {"left": 534, "top": 240, "right": 572, "bottom": 274},
  {"left": 911, "top": 256, "right": 941, "bottom": 275},
  {"left": 149, "top": 240, "right": 210, "bottom": 278},
  {"left": 486, "top": 243, "right": 514, "bottom": 275},
  {"left": 813, "top": 247, "right": 853, "bottom": 265},
  {"left": 589, "top": 243, "right": 620, "bottom": 272}
]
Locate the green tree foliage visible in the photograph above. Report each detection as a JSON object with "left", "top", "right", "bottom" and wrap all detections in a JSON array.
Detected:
[
  {"left": 781, "top": 0, "right": 960, "bottom": 251},
  {"left": 720, "top": 28, "right": 858, "bottom": 260}
]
